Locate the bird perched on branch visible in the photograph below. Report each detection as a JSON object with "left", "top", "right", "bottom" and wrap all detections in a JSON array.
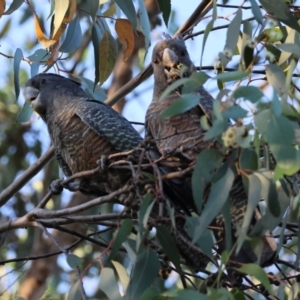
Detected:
[
  {"left": 146, "top": 34, "right": 277, "bottom": 267},
  {"left": 23, "top": 73, "right": 209, "bottom": 271},
  {"left": 23, "top": 73, "right": 143, "bottom": 196}
]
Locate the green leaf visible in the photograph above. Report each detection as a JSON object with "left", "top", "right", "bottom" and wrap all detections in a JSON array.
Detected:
[
  {"left": 222, "top": 105, "right": 248, "bottom": 120},
  {"left": 224, "top": 8, "right": 242, "bottom": 54},
  {"left": 237, "top": 263, "right": 272, "bottom": 294},
  {"left": 236, "top": 173, "right": 262, "bottom": 253},
  {"left": 214, "top": 70, "right": 249, "bottom": 82},
  {"left": 213, "top": 98, "right": 223, "bottom": 120},
  {"left": 243, "top": 45, "right": 254, "bottom": 69},
  {"left": 92, "top": 23, "right": 102, "bottom": 87},
  {"left": 66, "top": 254, "right": 83, "bottom": 269},
  {"left": 274, "top": 157, "right": 300, "bottom": 178},
  {"left": 276, "top": 43, "right": 300, "bottom": 56},
  {"left": 259, "top": 0, "right": 300, "bottom": 33},
  {"left": 222, "top": 202, "right": 233, "bottom": 253},
  {"left": 156, "top": 226, "right": 182, "bottom": 272},
  {"left": 78, "top": 0, "right": 99, "bottom": 20},
  {"left": 182, "top": 71, "right": 210, "bottom": 94},
  {"left": 270, "top": 90, "right": 282, "bottom": 116},
  {"left": 200, "top": 115, "right": 210, "bottom": 130},
  {"left": 17, "top": 102, "right": 33, "bottom": 123},
  {"left": 193, "top": 167, "right": 234, "bottom": 242},
  {"left": 232, "top": 288, "right": 247, "bottom": 300},
  {"left": 156, "top": 0, "right": 171, "bottom": 27},
  {"left": 266, "top": 114, "right": 297, "bottom": 168},
  {"left": 122, "top": 239, "right": 137, "bottom": 263},
  {"left": 0, "top": 19, "right": 11, "bottom": 40},
  {"left": 30, "top": 61, "right": 40, "bottom": 77},
  {"left": 254, "top": 109, "right": 271, "bottom": 135},
  {"left": 255, "top": 171, "right": 280, "bottom": 218},
  {"left": 66, "top": 280, "right": 81, "bottom": 300},
  {"left": 160, "top": 94, "right": 200, "bottom": 118},
  {"left": 115, "top": 0, "right": 137, "bottom": 29},
  {"left": 248, "top": 0, "right": 263, "bottom": 24},
  {"left": 204, "top": 119, "right": 228, "bottom": 140},
  {"left": 79, "top": 76, "right": 107, "bottom": 102},
  {"left": 239, "top": 148, "right": 258, "bottom": 171},
  {"left": 192, "top": 149, "right": 223, "bottom": 213},
  {"left": 141, "top": 286, "right": 160, "bottom": 300},
  {"left": 3, "top": 0, "right": 24, "bottom": 15},
  {"left": 13, "top": 48, "right": 23, "bottom": 101},
  {"left": 159, "top": 77, "right": 189, "bottom": 101},
  {"left": 278, "top": 28, "right": 298, "bottom": 65},
  {"left": 232, "top": 86, "right": 264, "bottom": 103},
  {"left": 60, "top": 15, "right": 82, "bottom": 53},
  {"left": 185, "top": 217, "right": 214, "bottom": 258},
  {"left": 126, "top": 248, "right": 160, "bottom": 300},
  {"left": 175, "top": 290, "right": 209, "bottom": 300},
  {"left": 265, "top": 64, "right": 287, "bottom": 99},
  {"left": 142, "top": 201, "right": 155, "bottom": 229},
  {"left": 138, "top": 193, "right": 152, "bottom": 228},
  {"left": 201, "top": 19, "right": 214, "bottom": 67},
  {"left": 107, "top": 219, "right": 134, "bottom": 262},
  {"left": 98, "top": 30, "right": 118, "bottom": 85},
  {"left": 265, "top": 44, "right": 282, "bottom": 62},
  {"left": 111, "top": 260, "right": 129, "bottom": 292},
  {"left": 27, "top": 49, "right": 51, "bottom": 62},
  {"left": 252, "top": 178, "right": 290, "bottom": 232},
  {"left": 138, "top": 0, "right": 151, "bottom": 53},
  {"left": 99, "top": 268, "right": 122, "bottom": 300}
]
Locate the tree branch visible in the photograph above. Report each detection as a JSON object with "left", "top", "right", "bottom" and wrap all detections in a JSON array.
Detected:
[{"left": 0, "top": 146, "right": 55, "bottom": 207}]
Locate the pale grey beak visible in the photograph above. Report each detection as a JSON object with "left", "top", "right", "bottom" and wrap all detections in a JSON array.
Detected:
[
  {"left": 162, "top": 48, "right": 178, "bottom": 68},
  {"left": 23, "top": 86, "right": 39, "bottom": 102},
  {"left": 162, "top": 48, "right": 181, "bottom": 82},
  {"left": 23, "top": 86, "right": 45, "bottom": 114}
]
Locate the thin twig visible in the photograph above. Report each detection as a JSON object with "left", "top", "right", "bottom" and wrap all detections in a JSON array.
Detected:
[
  {"left": 76, "top": 266, "right": 87, "bottom": 300},
  {"left": 0, "top": 186, "right": 129, "bottom": 234},
  {"left": 36, "top": 222, "right": 68, "bottom": 254},
  {"left": 0, "top": 228, "right": 113, "bottom": 265},
  {"left": 37, "top": 192, "right": 53, "bottom": 208}
]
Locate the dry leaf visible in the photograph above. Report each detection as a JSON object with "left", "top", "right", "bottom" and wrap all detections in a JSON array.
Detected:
[
  {"left": 115, "top": 19, "right": 134, "bottom": 61},
  {"left": 34, "top": 14, "right": 56, "bottom": 48},
  {"left": 0, "top": 0, "right": 5, "bottom": 18}
]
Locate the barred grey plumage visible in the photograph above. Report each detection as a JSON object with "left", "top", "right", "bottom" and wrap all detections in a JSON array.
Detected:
[
  {"left": 146, "top": 34, "right": 277, "bottom": 267},
  {"left": 23, "top": 73, "right": 142, "bottom": 195},
  {"left": 23, "top": 73, "right": 210, "bottom": 271}
]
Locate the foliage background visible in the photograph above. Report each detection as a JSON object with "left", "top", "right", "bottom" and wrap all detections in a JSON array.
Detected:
[{"left": 0, "top": 0, "right": 300, "bottom": 299}]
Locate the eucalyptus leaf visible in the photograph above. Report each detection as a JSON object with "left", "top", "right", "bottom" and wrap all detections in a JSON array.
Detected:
[
  {"left": 107, "top": 219, "right": 134, "bottom": 262},
  {"left": 156, "top": 0, "right": 171, "bottom": 27},
  {"left": 99, "top": 268, "right": 122, "bottom": 300},
  {"left": 66, "top": 254, "right": 84, "bottom": 269},
  {"left": 232, "top": 86, "right": 264, "bottom": 103},
  {"left": 13, "top": 48, "right": 23, "bottom": 101},
  {"left": 126, "top": 248, "right": 160, "bottom": 300},
  {"left": 60, "top": 15, "right": 82, "bottom": 53},
  {"left": 224, "top": 8, "right": 242, "bottom": 55},
  {"left": 156, "top": 226, "right": 182, "bottom": 272},
  {"left": 115, "top": 0, "right": 137, "bottom": 29},
  {"left": 237, "top": 263, "right": 272, "bottom": 294},
  {"left": 160, "top": 94, "right": 200, "bottom": 118},
  {"left": 193, "top": 167, "right": 234, "bottom": 242},
  {"left": 17, "top": 101, "right": 33, "bottom": 123}
]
